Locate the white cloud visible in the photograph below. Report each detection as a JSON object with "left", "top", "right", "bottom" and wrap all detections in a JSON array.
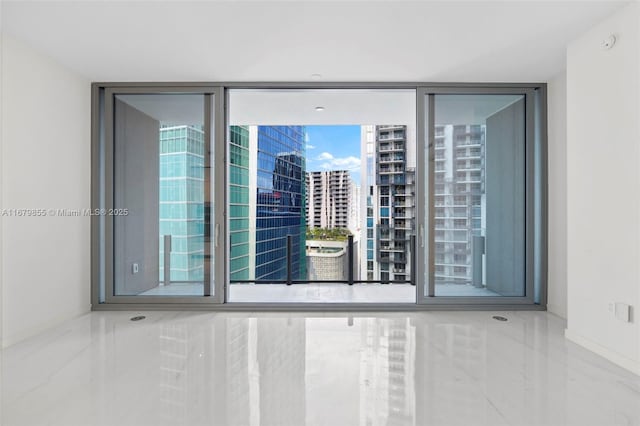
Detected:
[
  {"left": 315, "top": 152, "right": 361, "bottom": 171},
  {"left": 332, "top": 156, "right": 361, "bottom": 171},
  {"left": 306, "top": 144, "right": 316, "bottom": 150},
  {"left": 317, "top": 152, "right": 334, "bottom": 161}
]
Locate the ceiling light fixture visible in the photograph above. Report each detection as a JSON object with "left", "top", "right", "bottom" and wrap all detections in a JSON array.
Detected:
[{"left": 315, "top": 106, "right": 325, "bottom": 112}]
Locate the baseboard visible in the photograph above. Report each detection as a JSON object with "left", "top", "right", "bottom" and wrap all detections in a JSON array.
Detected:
[
  {"left": 565, "top": 328, "right": 640, "bottom": 376},
  {"left": 1, "top": 308, "right": 91, "bottom": 349}
]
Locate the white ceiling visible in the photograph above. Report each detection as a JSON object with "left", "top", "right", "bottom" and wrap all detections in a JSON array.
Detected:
[
  {"left": 117, "top": 90, "right": 519, "bottom": 126},
  {"left": 229, "top": 89, "right": 416, "bottom": 125},
  {"left": 2, "top": 1, "right": 629, "bottom": 82}
]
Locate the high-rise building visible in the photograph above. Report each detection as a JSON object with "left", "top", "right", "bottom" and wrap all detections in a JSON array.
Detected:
[
  {"left": 159, "top": 125, "right": 205, "bottom": 282},
  {"left": 229, "top": 125, "right": 252, "bottom": 281},
  {"left": 229, "top": 125, "right": 307, "bottom": 282},
  {"left": 433, "top": 124, "right": 485, "bottom": 284},
  {"left": 348, "top": 182, "right": 361, "bottom": 235},
  {"left": 305, "top": 170, "right": 352, "bottom": 229},
  {"left": 360, "top": 125, "right": 415, "bottom": 282}
]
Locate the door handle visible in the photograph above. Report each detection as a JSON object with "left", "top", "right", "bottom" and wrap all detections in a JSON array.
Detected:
[
  {"left": 419, "top": 224, "right": 425, "bottom": 248},
  {"left": 215, "top": 223, "right": 220, "bottom": 248}
]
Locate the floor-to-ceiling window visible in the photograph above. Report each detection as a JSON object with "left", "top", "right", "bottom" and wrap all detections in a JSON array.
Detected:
[
  {"left": 92, "top": 84, "right": 545, "bottom": 307},
  {"left": 417, "top": 88, "right": 544, "bottom": 305},
  {"left": 226, "top": 89, "right": 417, "bottom": 303},
  {"left": 94, "top": 88, "right": 224, "bottom": 304}
]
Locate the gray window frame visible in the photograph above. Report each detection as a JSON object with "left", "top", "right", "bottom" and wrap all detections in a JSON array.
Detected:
[
  {"left": 93, "top": 85, "right": 225, "bottom": 305},
  {"left": 416, "top": 86, "right": 546, "bottom": 305},
  {"left": 91, "top": 82, "right": 547, "bottom": 310}
]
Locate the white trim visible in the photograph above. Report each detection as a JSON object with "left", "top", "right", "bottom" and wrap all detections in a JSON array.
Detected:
[{"left": 565, "top": 328, "right": 640, "bottom": 376}]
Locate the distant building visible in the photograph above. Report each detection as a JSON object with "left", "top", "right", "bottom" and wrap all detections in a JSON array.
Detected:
[
  {"left": 229, "top": 125, "right": 307, "bottom": 282},
  {"left": 360, "top": 125, "right": 415, "bottom": 282},
  {"left": 306, "top": 170, "right": 352, "bottom": 230},
  {"left": 159, "top": 124, "right": 205, "bottom": 282},
  {"left": 305, "top": 240, "right": 348, "bottom": 281},
  {"left": 349, "top": 182, "right": 361, "bottom": 235}
]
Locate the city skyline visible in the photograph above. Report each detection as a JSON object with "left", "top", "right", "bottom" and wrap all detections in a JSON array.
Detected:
[{"left": 159, "top": 121, "right": 486, "bottom": 287}]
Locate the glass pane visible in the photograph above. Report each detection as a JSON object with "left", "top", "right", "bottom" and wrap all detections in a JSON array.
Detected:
[
  {"left": 431, "top": 94, "right": 526, "bottom": 297},
  {"left": 227, "top": 89, "right": 417, "bottom": 303},
  {"left": 113, "top": 94, "right": 211, "bottom": 296}
]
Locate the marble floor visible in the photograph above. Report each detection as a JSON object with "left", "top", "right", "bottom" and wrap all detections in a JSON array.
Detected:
[
  {"left": 3, "top": 311, "right": 640, "bottom": 426},
  {"left": 141, "top": 282, "right": 498, "bottom": 302}
]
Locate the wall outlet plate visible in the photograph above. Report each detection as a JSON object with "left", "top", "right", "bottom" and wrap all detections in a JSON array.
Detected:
[
  {"left": 614, "top": 302, "right": 631, "bottom": 323},
  {"left": 132, "top": 263, "right": 139, "bottom": 274}
]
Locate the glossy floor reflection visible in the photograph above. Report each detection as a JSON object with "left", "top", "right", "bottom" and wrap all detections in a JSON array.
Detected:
[{"left": 2, "top": 311, "right": 640, "bottom": 426}]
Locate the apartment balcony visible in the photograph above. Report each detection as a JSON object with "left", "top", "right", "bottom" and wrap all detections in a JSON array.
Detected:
[
  {"left": 378, "top": 144, "right": 405, "bottom": 152},
  {"left": 380, "top": 242, "right": 406, "bottom": 252},
  {"left": 455, "top": 141, "right": 482, "bottom": 148},
  {"left": 394, "top": 221, "right": 413, "bottom": 230},
  {"left": 377, "top": 224, "right": 392, "bottom": 239},
  {"left": 378, "top": 167, "right": 405, "bottom": 174},
  {"left": 378, "top": 132, "right": 405, "bottom": 141},
  {"left": 456, "top": 154, "right": 482, "bottom": 160},
  {"left": 379, "top": 155, "right": 405, "bottom": 163},
  {"left": 394, "top": 210, "right": 408, "bottom": 218},
  {"left": 392, "top": 201, "right": 409, "bottom": 207},
  {"left": 393, "top": 232, "right": 410, "bottom": 241},
  {"left": 379, "top": 124, "right": 405, "bottom": 131}
]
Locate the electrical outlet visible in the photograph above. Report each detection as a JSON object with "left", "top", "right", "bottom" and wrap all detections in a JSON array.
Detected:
[
  {"left": 132, "top": 263, "right": 139, "bottom": 274},
  {"left": 614, "top": 303, "right": 631, "bottom": 323}
]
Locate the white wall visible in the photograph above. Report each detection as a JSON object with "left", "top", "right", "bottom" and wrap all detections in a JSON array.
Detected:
[
  {"left": 566, "top": 2, "right": 640, "bottom": 375},
  {"left": 547, "top": 70, "right": 568, "bottom": 319},
  {"left": 1, "top": 36, "right": 91, "bottom": 348},
  {"left": 0, "top": 5, "right": 5, "bottom": 349}
]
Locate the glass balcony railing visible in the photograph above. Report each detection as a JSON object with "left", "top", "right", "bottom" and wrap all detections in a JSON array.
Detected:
[{"left": 228, "top": 228, "right": 417, "bottom": 285}]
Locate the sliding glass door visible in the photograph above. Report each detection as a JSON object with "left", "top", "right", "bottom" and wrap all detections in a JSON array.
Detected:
[
  {"left": 417, "top": 88, "right": 541, "bottom": 304},
  {"left": 100, "top": 87, "right": 225, "bottom": 303}
]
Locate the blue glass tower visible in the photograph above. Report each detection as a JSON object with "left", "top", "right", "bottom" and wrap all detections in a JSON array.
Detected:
[
  {"left": 159, "top": 125, "right": 205, "bottom": 282},
  {"left": 254, "top": 126, "right": 306, "bottom": 281}
]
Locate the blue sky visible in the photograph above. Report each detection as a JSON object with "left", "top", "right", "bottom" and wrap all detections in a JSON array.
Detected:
[{"left": 305, "top": 125, "right": 362, "bottom": 184}]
